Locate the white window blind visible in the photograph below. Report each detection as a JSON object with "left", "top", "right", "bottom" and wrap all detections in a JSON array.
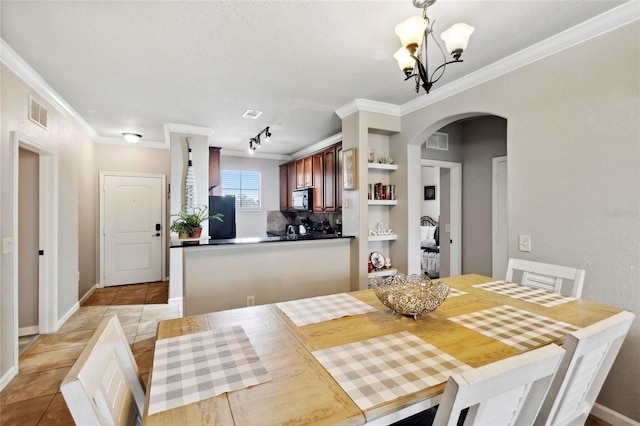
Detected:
[{"left": 221, "top": 170, "right": 261, "bottom": 209}]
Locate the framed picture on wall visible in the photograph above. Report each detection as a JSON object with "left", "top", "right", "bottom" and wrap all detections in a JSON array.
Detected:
[
  {"left": 343, "top": 148, "right": 357, "bottom": 190},
  {"left": 424, "top": 185, "right": 436, "bottom": 200}
]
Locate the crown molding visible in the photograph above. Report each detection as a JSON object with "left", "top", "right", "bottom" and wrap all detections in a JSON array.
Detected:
[
  {"left": 291, "top": 132, "right": 343, "bottom": 159},
  {"left": 221, "top": 149, "right": 292, "bottom": 161},
  {"left": 335, "top": 99, "right": 402, "bottom": 119},
  {"left": 1, "top": 38, "right": 99, "bottom": 140},
  {"left": 95, "top": 136, "right": 169, "bottom": 150},
  {"left": 337, "top": 2, "right": 640, "bottom": 118}
]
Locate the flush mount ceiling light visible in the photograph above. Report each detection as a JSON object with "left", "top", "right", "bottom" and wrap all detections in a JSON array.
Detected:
[
  {"left": 394, "top": 0, "right": 474, "bottom": 94},
  {"left": 248, "top": 126, "right": 272, "bottom": 154},
  {"left": 122, "top": 132, "right": 142, "bottom": 143}
]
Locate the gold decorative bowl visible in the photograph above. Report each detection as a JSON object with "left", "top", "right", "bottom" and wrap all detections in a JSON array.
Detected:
[{"left": 372, "top": 273, "right": 450, "bottom": 320}]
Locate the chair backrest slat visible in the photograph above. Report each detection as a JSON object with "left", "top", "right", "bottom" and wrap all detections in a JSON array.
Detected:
[
  {"left": 61, "top": 315, "right": 145, "bottom": 426},
  {"left": 535, "top": 310, "right": 635, "bottom": 426},
  {"left": 433, "top": 344, "right": 565, "bottom": 426},
  {"left": 506, "top": 258, "right": 585, "bottom": 298}
]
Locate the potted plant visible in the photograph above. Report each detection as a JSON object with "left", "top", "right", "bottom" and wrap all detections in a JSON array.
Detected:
[{"left": 170, "top": 205, "right": 223, "bottom": 239}]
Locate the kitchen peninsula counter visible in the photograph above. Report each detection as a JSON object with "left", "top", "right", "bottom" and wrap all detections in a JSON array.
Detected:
[
  {"left": 171, "top": 235, "right": 354, "bottom": 315},
  {"left": 170, "top": 232, "right": 350, "bottom": 248}
]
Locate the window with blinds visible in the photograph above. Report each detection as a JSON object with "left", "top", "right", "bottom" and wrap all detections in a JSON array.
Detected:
[{"left": 221, "top": 170, "right": 261, "bottom": 209}]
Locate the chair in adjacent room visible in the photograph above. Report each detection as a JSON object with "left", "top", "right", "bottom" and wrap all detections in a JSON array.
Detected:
[
  {"left": 61, "top": 315, "right": 146, "bottom": 426},
  {"left": 534, "top": 310, "right": 635, "bottom": 426},
  {"left": 431, "top": 344, "right": 566, "bottom": 426},
  {"left": 505, "top": 258, "right": 586, "bottom": 298}
]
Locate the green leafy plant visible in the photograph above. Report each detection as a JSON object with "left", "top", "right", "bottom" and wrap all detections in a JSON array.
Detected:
[{"left": 170, "top": 205, "right": 223, "bottom": 237}]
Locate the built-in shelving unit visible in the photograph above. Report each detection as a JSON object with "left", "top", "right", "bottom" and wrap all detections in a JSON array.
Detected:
[
  {"left": 368, "top": 163, "right": 398, "bottom": 171},
  {"left": 368, "top": 234, "right": 398, "bottom": 241},
  {"left": 368, "top": 268, "right": 397, "bottom": 278},
  {"left": 368, "top": 200, "right": 398, "bottom": 206}
]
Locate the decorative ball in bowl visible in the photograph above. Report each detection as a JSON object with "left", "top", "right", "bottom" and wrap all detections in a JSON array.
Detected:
[{"left": 372, "top": 273, "right": 450, "bottom": 320}]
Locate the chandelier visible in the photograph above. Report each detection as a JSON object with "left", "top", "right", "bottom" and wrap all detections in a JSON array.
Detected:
[
  {"left": 248, "top": 126, "right": 272, "bottom": 154},
  {"left": 393, "top": 0, "right": 474, "bottom": 94}
]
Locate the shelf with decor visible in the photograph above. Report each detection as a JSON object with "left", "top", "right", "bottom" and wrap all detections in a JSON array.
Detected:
[
  {"left": 368, "top": 199, "right": 397, "bottom": 206},
  {"left": 368, "top": 234, "right": 397, "bottom": 241},
  {"left": 368, "top": 163, "right": 398, "bottom": 171}
]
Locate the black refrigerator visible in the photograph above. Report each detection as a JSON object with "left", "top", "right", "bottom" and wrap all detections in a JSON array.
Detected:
[{"left": 209, "top": 195, "right": 236, "bottom": 239}]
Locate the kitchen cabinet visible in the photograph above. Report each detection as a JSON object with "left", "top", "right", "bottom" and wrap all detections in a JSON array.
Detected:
[
  {"left": 312, "top": 153, "right": 324, "bottom": 211},
  {"left": 322, "top": 147, "right": 337, "bottom": 212},
  {"left": 208, "top": 147, "right": 221, "bottom": 194},
  {"left": 337, "top": 146, "right": 342, "bottom": 211},
  {"left": 280, "top": 143, "right": 341, "bottom": 212},
  {"left": 279, "top": 165, "right": 288, "bottom": 211}
]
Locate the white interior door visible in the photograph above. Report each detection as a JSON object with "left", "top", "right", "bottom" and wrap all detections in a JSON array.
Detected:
[
  {"left": 492, "top": 157, "right": 508, "bottom": 279},
  {"left": 103, "top": 175, "right": 163, "bottom": 286}
]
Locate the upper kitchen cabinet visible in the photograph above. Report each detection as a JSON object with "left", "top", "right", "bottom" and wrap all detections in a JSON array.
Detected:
[
  {"left": 208, "top": 147, "right": 221, "bottom": 194},
  {"left": 280, "top": 143, "right": 341, "bottom": 212}
]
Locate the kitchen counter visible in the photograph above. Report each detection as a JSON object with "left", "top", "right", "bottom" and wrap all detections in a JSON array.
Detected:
[
  {"left": 170, "top": 235, "right": 354, "bottom": 315},
  {"left": 171, "top": 232, "right": 349, "bottom": 248}
]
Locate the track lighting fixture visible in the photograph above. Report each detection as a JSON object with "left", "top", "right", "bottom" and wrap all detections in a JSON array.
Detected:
[{"left": 248, "top": 126, "right": 272, "bottom": 154}]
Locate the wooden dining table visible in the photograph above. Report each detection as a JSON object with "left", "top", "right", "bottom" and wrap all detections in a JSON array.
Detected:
[{"left": 142, "top": 274, "right": 622, "bottom": 425}]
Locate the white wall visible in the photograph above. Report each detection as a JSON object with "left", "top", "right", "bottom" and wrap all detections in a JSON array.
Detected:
[
  {"left": 1, "top": 65, "right": 95, "bottom": 385},
  {"left": 214, "top": 154, "right": 281, "bottom": 238},
  {"left": 386, "top": 22, "right": 639, "bottom": 420}
]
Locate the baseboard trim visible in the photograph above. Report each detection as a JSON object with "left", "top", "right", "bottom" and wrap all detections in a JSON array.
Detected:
[
  {"left": 18, "top": 326, "right": 39, "bottom": 337},
  {"left": 592, "top": 403, "right": 640, "bottom": 426},
  {"left": 0, "top": 365, "right": 18, "bottom": 392},
  {"left": 57, "top": 302, "right": 79, "bottom": 331},
  {"left": 79, "top": 284, "right": 98, "bottom": 305}
]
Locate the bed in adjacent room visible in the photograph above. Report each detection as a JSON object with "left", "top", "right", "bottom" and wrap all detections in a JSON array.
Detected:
[{"left": 420, "top": 216, "right": 440, "bottom": 278}]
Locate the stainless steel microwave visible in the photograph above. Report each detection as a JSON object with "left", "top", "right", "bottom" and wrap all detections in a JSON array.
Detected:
[{"left": 292, "top": 188, "right": 313, "bottom": 211}]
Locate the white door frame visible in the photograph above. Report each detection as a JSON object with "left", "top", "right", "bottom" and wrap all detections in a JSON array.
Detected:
[
  {"left": 420, "top": 159, "right": 462, "bottom": 276},
  {"left": 99, "top": 172, "right": 167, "bottom": 287},
  {"left": 492, "top": 156, "right": 508, "bottom": 279},
  {"left": 10, "top": 132, "right": 59, "bottom": 367}
]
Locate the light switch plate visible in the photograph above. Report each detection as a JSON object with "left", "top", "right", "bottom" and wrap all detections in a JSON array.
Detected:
[
  {"left": 519, "top": 235, "right": 531, "bottom": 252},
  {"left": 2, "top": 237, "right": 14, "bottom": 254}
]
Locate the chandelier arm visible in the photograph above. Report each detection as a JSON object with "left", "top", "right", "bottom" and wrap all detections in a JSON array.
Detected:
[{"left": 429, "top": 59, "right": 462, "bottom": 86}]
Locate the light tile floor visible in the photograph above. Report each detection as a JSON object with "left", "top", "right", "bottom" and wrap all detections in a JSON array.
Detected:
[{"left": 0, "top": 282, "right": 176, "bottom": 425}]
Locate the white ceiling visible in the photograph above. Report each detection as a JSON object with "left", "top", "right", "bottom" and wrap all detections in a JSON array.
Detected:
[{"left": 0, "top": 0, "right": 631, "bottom": 156}]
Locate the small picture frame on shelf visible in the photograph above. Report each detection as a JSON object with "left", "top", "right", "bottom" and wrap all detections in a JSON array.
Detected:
[
  {"left": 424, "top": 185, "right": 436, "bottom": 200},
  {"left": 343, "top": 148, "right": 357, "bottom": 190}
]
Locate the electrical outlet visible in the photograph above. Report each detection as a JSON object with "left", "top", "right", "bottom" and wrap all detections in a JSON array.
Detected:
[
  {"left": 519, "top": 235, "right": 532, "bottom": 252},
  {"left": 246, "top": 295, "right": 255, "bottom": 307}
]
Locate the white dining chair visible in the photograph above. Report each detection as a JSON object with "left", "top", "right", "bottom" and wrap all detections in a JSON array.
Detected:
[
  {"left": 432, "top": 344, "right": 565, "bottom": 426},
  {"left": 61, "top": 315, "right": 146, "bottom": 426},
  {"left": 534, "top": 310, "right": 635, "bottom": 426},
  {"left": 505, "top": 258, "right": 586, "bottom": 298}
]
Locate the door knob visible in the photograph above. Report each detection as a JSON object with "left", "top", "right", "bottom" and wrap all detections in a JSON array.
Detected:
[{"left": 154, "top": 233, "right": 160, "bottom": 237}]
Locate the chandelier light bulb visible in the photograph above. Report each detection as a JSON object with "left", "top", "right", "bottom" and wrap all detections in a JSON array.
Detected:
[
  {"left": 395, "top": 15, "right": 428, "bottom": 49},
  {"left": 440, "top": 23, "right": 474, "bottom": 59},
  {"left": 394, "top": 47, "right": 415, "bottom": 73}
]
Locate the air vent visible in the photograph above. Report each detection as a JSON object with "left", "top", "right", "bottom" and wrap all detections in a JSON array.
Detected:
[
  {"left": 29, "top": 95, "right": 48, "bottom": 130},
  {"left": 426, "top": 132, "right": 448, "bottom": 150},
  {"left": 242, "top": 110, "right": 262, "bottom": 120}
]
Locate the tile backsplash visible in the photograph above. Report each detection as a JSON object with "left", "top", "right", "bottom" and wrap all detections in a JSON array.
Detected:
[{"left": 266, "top": 211, "right": 342, "bottom": 232}]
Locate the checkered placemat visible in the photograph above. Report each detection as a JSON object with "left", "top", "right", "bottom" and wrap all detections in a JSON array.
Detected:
[
  {"left": 276, "top": 293, "right": 378, "bottom": 326},
  {"left": 474, "top": 281, "right": 575, "bottom": 307},
  {"left": 448, "top": 305, "right": 580, "bottom": 351},
  {"left": 312, "top": 331, "right": 470, "bottom": 410},
  {"left": 148, "top": 326, "right": 271, "bottom": 415},
  {"left": 447, "top": 287, "right": 467, "bottom": 298}
]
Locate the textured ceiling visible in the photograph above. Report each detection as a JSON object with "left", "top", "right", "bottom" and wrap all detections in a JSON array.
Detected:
[{"left": 0, "top": 0, "right": 630, "bottom": 155}]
